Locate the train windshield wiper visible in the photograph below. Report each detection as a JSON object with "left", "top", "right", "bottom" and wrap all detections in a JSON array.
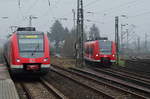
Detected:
[{"left": 31, "top": 43, "right": 40, "bottom": 56}]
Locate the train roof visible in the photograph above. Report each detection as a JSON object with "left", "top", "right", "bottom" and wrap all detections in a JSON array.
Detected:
[
  {"left": 87, "top": 37, "right": 108, "bottom": 41},
  {"left": 17, "top": 27, "right": 36, "bottom": 31},
  {"left": 85, "top": 40, "right": 113, "bottom": 44}
]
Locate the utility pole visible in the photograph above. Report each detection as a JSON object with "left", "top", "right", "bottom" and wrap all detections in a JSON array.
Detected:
[
  {"left": 76, "top": 0, "right": 84, "bottom": 67},
  {"left": 126, "top": 29, "right": 129, "bottom": 49},
  {"left": 120, "top": 24, "right": 127, "bottom": 51},
  {"left": 145, "top": 33, "right": 147, "bottom": 52},
  {"left": 72, "top": 9, "right": 77, "bottom": 63},
  {"left": 115, "top": 16, "right": 119, "bottom": 65},
  {"left": 120, "top": 24, "right": 123, "bottom": 50},
  {"left": 137, "top": 37, "right": 140, "bottom": 53},
  {"left": 18, "top": 0, "right": 21, "bottom": 8},
  {"left": 72, "top": 9, "right": 76, "bottom": 30},
  {"left": 72, "top": 9, "right": 77, "bottom": 62}
]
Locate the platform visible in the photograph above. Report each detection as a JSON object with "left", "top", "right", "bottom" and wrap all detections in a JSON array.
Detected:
[
  {"left": 0, "top": 64, "right": 10, "bottom": 80},
  {"left": 0, "top": 64, "right": 19, "bottom": 99}
]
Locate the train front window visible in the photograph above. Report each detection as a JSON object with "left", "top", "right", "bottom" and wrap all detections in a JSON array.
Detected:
[
  {"left": 19, "top": 35, "right": 44, "bottom": 52},
  {"left": 99, "top": 40, "right": 112, "bottom": 55},
  {"left": 18, "top": 34, "right": 44, "bottom": 58}
]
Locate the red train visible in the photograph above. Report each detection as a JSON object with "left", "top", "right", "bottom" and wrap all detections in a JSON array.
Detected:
[
  {"left": 4, "top": 27, "right": 50, "bottom": 75},
  {"left": 84, "top": 39, "right": 116, "bottom": 66}
]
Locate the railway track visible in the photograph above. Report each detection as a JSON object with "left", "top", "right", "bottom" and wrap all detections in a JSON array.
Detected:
[
  {"left": 68, "top": 67, "right": 150, "bottom": 98},
  {"left": 108, "top": 67, "right": 150, "bottom": 83},
  {"left": 15, "top": 78, "right": 68, "bottom": 99},
  {"left": 125, "top": 60, "right": 150, "bottom": 75},
  {"left": 52, "top": 65, "right": 149, "bottom": 99},
  {"left": 127, "top": 59, "right": 150, "bottom": 66},
  {"left": 51, "top": 65, "right": 115, "bottom": 99},
  {"left": 90, "top": 67, "right": 150, "bottom": 89}
]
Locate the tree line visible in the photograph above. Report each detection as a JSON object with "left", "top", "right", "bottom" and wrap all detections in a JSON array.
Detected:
[{"left": 48, "top": 20, "right": 100, "bottom": 57}]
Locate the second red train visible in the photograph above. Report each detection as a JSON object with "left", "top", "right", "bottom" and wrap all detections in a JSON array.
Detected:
[{"left": 84, "top": 39, "right": 116, "bottom": 66}]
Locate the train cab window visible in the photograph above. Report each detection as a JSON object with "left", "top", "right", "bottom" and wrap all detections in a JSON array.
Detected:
[
  {"left": 99, "top": 40, "right": 112, "bottom": 55},
  {"left": 18, "top": 34, "right": 44, "bottom": 58}
]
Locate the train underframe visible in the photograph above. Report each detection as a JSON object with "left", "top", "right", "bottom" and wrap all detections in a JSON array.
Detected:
[
  {"left": 9, "top": 63, "right": 50, "bottom": 75},
  {"left": 5, "top": 59, "right": 50, "bottom": 76},
  {"left": 85, "top": 57, "right": 116, "bottom": 67}
]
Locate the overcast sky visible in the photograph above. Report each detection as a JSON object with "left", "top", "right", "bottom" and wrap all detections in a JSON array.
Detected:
[{"left": 0, "top": 0, "right": 150, "bottom": 41}]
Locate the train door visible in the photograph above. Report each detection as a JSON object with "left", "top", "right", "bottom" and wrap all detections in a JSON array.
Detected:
[
  {"left": 85, "top": 45, "right": 89, "bottom": 58},
  {"left": 89, "top": 45, "right": 94, "bottom": 60}
]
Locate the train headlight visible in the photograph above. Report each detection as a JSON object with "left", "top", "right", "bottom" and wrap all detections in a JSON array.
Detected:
[
  {"left": 112, "top": 54, "right": 115, "bottom": 57},
  {"left": 43, "top": 58, "right": 48, "bottom": 62},
  {"left": 96, "top": 54, "right": 99, "bottom": 57},
  {"left": 16, "top": 59, "right": 20, "bottom": 62}
]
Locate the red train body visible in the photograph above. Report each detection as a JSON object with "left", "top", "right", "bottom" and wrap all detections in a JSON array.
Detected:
[
  {"left": 84, "top": 40, "right": 116, "bottom": 66},
  {"left": 4, "top": 31, "right": 50, "bottom": 75}
]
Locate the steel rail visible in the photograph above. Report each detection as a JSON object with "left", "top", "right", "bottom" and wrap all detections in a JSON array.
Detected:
[
  {"left": 50, "top": 65, "right": 115, "bottom": 99},
  {"left": 52, "top": 65, "right": 147, "bottom": 99},
  {"left": 20, "top": 82, "right": 33, "bottom": 99},
  {"left": 91, "top": 67, "right": 150, "bottom": 89},
  {"left": 40, "top": 78, "right": 68, "bottom": 99},
  {"left": 104, "top": 67, "right": 150, "bottom": 83},
  {"left": 69, "top": 67, "right": 150, "bottom": 98},
  {"left": 112, "top": 67, "right": 150, "bottom": 80}
]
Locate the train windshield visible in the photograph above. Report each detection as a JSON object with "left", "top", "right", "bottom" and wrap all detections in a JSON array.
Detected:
[
  {"left": 99, "top": 40, "right": 112, "bottom": 55},
  {"left": 18, "top": 34, "right": 44, "bottom": 58}
]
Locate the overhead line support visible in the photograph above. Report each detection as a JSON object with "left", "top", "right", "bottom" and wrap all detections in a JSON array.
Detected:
[
  {"left": 76, "top": 0, "right": 84, "bottom": 67},
  {"left": 115, "top": 16, "right": 119, "bottom": 65}
]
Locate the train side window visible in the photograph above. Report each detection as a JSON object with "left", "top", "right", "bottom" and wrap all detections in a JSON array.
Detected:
[
  {"left": 89, "top": 46, "right": 93, "bottom": 55},
  {"left": 85, "top": 47, "right": 87, "bottom": 54},
  {"left": 86, "top": 46, "right": 89, "bottom": 54},
  {"left": 89, "top": 47, "right": 91, "bottom": 54}
]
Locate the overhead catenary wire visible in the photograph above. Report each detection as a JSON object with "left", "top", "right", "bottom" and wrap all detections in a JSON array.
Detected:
[
  {"left": 129, "top": 11, "right": 150, "bottom": 18},
  {"left": 84, "top": 10, "right": 150, "bottom": 28},
  {"left": 13, "top": 0, "right": 150, "bottom": 33},
  {"left": 81, "top": 0, "right": 146, "bottom": 27},
  {"left": 17, "top": 0, "right": 45, "bottom": 27},
  {"left": 25, "top": 0, "right": 40, "bottom": 14},
  {"left": 83, "top": 0, "right": 149, "bottom": 29},
  {"left": 39, "top": 0, "right": 63, "bottom": 19},
  {"left": 85, "top": 0, "right": 141, "bottom": 15},
  {"left": 32, "top": 0, "right": 65, "bottom": 31},
  {"left": 84, "top": 0, "right": 102, "bottom": 7},
  {"left": 16, "top": 0, "right": 40, "bottom": 25},
  {"left": 12, "top": 0, "right": 26, "bottom": 28},
  {"left": 17, "top": 0, "right": 24, "bottom": 19},
  {"left": 34, "top": 0, "right": 58, "bottom": 30},
  {"left": 61, "top": 0, "right": 100, "bottom": 20},
  {"left": 80, "top": 0, "right": 142, "bottom": 30},
  {"left": 95, "top": 0, "right": 145, "bottom": 18}
]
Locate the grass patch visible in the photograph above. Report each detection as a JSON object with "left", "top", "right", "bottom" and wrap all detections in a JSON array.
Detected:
[
  {"left": 118, "top": 59, "right": 125, "bottom": 67},
  {"left": 51, "top": 57, "right": 76, "bottom": 68},
  {"left": 113, "top": 56, "right": 126, "bottom": 67}
]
